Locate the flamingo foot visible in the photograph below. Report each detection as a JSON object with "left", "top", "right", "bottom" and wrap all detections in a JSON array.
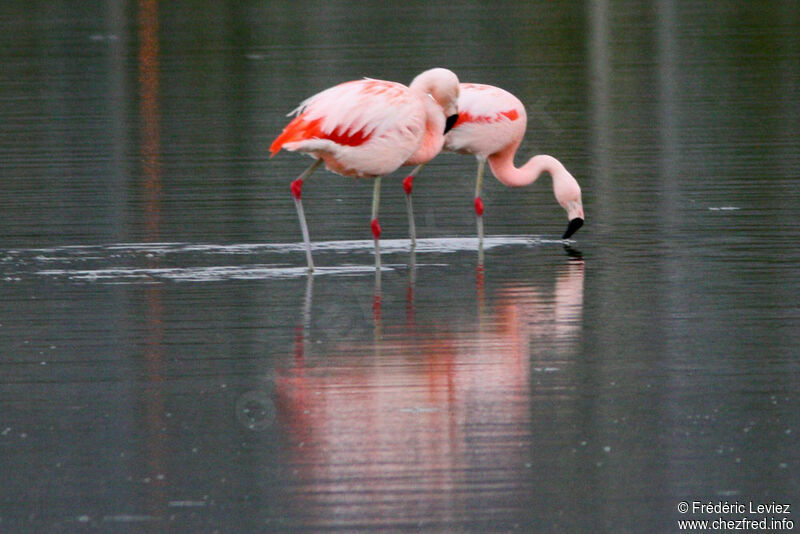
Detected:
[
  {"left": 474, "top": 197, "right": 484, "bottom": 216},
  {"left": 371, "top": 219, "right": 382, "bottom": 239},
  {"left": 403, "top": 175, "right": 414, "bottom": 195},
  {"left": 291, "top": 179, "right": 303, "bottom": 200}
]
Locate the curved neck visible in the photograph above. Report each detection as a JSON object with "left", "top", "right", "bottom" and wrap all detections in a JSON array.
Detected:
[
  {"left": 487, "top": 150, "right": 566, "bottom": 189},
  {"left": 405, "top": 93, "right": 445, "bottom": 165},
  {"left": 488, "top": 149, "right": 583, "bottom": 222}
]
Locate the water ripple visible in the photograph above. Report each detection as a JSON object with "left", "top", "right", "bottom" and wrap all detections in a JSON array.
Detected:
[{"left": 2, "top": 235, "right": 560, "bottom": 284}]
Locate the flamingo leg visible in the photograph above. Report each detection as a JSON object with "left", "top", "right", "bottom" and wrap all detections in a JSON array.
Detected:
[
  {"left": 403, "top": 163, "right": 425, "bottom": 248},
  {"left": 474, "top": 158, "right": 486, "bottom": 248},
  {"left": 290, "top": 158, "right": 323, "bottom": 272},
  {"left": 371, "top": 176, "right": 383, "bottom": 270}
]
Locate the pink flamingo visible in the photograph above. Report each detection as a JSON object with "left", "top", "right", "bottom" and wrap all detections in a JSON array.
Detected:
[
  {"left": 271, "top": 68, "right": 460, "bottom": 271},
  {"left": 403, "top": 83, "right": 584, "bottom": 242}
]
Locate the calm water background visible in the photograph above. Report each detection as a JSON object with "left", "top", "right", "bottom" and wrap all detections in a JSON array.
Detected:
[{"left": 1, "top": 1, "right": 799, "bottom": 532}]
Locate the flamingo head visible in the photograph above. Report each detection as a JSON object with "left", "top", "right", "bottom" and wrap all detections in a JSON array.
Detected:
[
  {"left": 555, "top": 174, "right": 585, "bottom": 240},
  {"left": 410, "top": 68, "right": 460, "bottom": 130}
]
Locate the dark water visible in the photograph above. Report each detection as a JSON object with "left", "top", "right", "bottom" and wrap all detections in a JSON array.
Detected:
[{"left": 1, "top": 1, "right": 799, "bottom": 532}]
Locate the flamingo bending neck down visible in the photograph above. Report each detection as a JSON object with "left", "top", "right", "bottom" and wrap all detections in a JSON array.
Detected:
[
  {"left": 270, "top": 68, "right": 460, "bottom": 271},
  {"left": 404, "top": 82, "right": 584, "bottom": 243},
  {"left": 481, "top": 151, "right": 584, "bottom": 240}
]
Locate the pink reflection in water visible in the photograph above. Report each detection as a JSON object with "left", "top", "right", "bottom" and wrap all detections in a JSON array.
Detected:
[{"left": 275, "top": 259, "right": 584, "bottom": 528}]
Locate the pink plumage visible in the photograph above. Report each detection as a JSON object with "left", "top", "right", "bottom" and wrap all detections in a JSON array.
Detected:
[
  {"left": 444, "top": 83, "right": 527, "bottom": 159},
  {"left": 445, "top": 83, "right": 585, "bottom": 240},
  {"left": 271, "top": 68, "right": 461, "bottom": 271},
  {"left": 271, "top": 79, "right": 427, "bottom": 178}
]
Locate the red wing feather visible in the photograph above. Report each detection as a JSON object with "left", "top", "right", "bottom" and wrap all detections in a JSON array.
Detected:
[
  {"left": 270, "top": 114, "right": 373, "bottom": 156},
  {"left": 452, "top": 109, "right": 519, "bottom": 130}
]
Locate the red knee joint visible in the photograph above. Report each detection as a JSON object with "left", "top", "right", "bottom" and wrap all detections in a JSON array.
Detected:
[
  {"left": 474, "top": 197, "right": 484, "bottom": 216},
  {"left": 403, "top": 175, "right": 414, "bottom": 195},
  {"left": 291, "top": 179, "right": 303, "bottom": 199},
  {"left": 371, "top": 219, "right": 382, "bottom": 239}
]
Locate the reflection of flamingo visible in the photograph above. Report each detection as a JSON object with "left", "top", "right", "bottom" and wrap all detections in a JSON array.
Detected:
[
  {"left": 274, "top": 258, "right": 585, "bottom": 529},
  {"left": 271, "top": 69, "right": 460, "bottom": 271},
  {"left": 405, "top": 83, "right": 585, "bottom": 242}
]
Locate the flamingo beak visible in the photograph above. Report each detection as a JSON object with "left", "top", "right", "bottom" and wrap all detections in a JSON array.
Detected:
[
  {"left": 444, "top": 114, "right": 459, "bottom": 134},
  {"left": 562, "top": 217, "right": 584, "bottom": 239}
]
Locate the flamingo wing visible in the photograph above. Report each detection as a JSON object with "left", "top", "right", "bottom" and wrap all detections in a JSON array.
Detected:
[
  {"left": 444, "top": 83, "right": 527, "bottom": 158},
  {"left": 271, "top": 79, "right": 426, "bottom": 177}
]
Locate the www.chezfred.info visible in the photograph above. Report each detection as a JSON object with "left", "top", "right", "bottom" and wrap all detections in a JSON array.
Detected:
[{"left": 677, "top": 500, "right": 793, "bottom": 531}]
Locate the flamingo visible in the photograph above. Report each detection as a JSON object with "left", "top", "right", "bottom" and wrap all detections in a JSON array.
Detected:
[
  {"left": 403, "top": 83, "right": 584, "bottom": 243},
  {"left": 270, "top": 68, "right": 460, "bottom": 271}
]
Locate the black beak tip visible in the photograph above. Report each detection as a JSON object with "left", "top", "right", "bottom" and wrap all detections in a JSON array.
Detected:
[
  {"left": 444, "top": 114, "right": 459, "bottom": 134},
  {"left": 562, "top": 217, "right": 584, "bottom": 240}
]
